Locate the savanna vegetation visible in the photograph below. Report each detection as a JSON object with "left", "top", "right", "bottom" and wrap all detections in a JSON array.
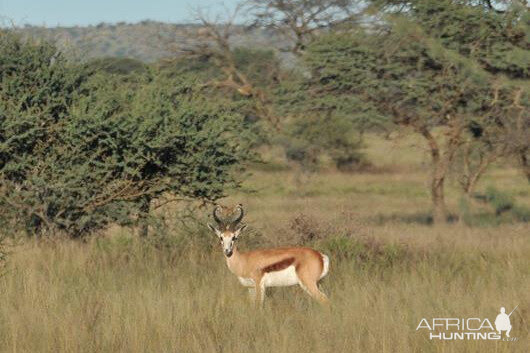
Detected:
[{"left": 0, "top": 0, "right": 528, "bottom": 352}]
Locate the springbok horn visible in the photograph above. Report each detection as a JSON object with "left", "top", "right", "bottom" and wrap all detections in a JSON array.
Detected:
[
  {"left": 232, "top": 204, "right": 244, "bottom": 224},
  {"left": 213, "top": 205, "right": 223, "bottom": 224}
]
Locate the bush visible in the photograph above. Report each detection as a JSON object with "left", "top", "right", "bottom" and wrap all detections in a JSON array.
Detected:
[
  {"left": 319, "top": 236, "right": 409, "bottom": 268},
  {"left": 282, "top": 114, "right": 365, "bottom": 171},
  {"left": 284, "top": 212, "right": 410, "bottom": 267},
  {"left": 0, "top": 33, "right": 253, "bottom": 237},
  {"left": 84, "top": 57, "right": 147, "bottom": 75},
  {"left": 471, "top": 186, "right": 530, "bottom": 224},
  {"left": 484, "top": 186, "right": 514, "bottom": 215}
]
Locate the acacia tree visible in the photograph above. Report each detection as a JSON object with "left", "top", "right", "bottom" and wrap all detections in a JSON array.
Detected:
[
  {"left": 304, "top": 0, "right": 528, "bottom": 223},
  {"left": 247, "top": 0, "right": 360, "bottom": 55},
  {"left": 394, "top": 0, "right": 530, "bottom": 189},
  {"left": 244, "top": 0, "right": 374, "bottom": 170},
  {"left": 0, "top": 33, "right": 253, "bottom": 237},
  {"left": 457, "top": 83, "right": 529, "bottom": 200},
  {"left": 305, "top": 22, "right": 495, "bottom": 223},
  {"left": 373, "top": 0, "right": 530, "bottom": 183},
  {"left": 503, "top": 87, "right": 530, "bottom": 182},
  {"left": 170, "top": 7, "right": 286, "bottom": 131},
  {"left": 0, "top": 31, "right": 87, "bottom": 234},
  {"left": 159, "top": 2, "right": 368, "bottom": 172},
  {"left": 70, "top": 72, "right": 253, "bottom": 236}
]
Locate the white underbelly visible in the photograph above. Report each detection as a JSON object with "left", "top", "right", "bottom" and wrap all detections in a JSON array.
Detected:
[
  {"left": 237, "top": 266, "right": 300, "bottom": 288},
  {"left": 238, "top": 277, "right": 255, "bottom": 287},
  {"left": 262, "top": 266, "right": 299, "bottom": 287}
]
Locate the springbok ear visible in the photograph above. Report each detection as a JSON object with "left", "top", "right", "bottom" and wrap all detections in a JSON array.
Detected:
[
  {"left": 234, "top": 224, "right": 247, "bottom": 237},
  {"left": 207, "top": 223, "right": 218, "bottom": 233}
]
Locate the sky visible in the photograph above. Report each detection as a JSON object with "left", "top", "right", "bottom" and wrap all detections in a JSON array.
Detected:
[{"left": 0, "top": 0, "right": 240, "bottom": 27}]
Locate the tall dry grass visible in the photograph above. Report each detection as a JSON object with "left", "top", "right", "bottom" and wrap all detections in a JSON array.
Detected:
[
  {"left": 0, "top": 134, "right": 528, "bottom": 352},
  {"left": 0, "top": 223, "right": 528, "bottom": 353}
]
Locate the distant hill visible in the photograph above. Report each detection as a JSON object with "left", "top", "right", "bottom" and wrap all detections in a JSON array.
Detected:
[{"left": 14, "top": 21, "right": 288, "bottom": 63}]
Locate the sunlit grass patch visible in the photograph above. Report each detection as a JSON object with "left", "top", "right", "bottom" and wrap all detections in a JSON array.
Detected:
[{"left": 0, "top": 228, "right": 527, "bottom": 352}]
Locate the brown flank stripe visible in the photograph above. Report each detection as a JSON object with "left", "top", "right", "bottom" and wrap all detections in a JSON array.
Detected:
[{"left": 262, "top": 257, "right": 295, "bottom": 273}]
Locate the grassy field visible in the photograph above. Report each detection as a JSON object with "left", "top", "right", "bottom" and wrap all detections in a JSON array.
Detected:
[{"left": 0, "top": 135, "right": 528, "bottom": 353}]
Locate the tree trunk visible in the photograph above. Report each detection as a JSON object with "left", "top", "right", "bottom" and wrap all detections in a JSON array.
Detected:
[
  {"left": 138, "top": 196, "right": 151, "bottom": 237},
  {"left": 520, "top": 151, "right": 530, "bottom": 183},
  {"left": 420, "top": 120, "right": 464, "bottom": 225},
  {"left": 431, "top": 171, "right": 447, "bottom": 225},
  {"left": 458, "top": 184, "right": 475, "bottom": 226},
  {"left": 419, "top": 126, "right": 449, "bottom": 225},
  {"left": 459, "top": 145, "right": 498, "bottom": 224}
]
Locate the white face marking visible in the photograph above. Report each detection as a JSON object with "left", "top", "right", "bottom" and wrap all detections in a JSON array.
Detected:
[
  {"left": 208, "top": 224, "right": 246, "bottom": 257},
  {"left": 220, "top": 233, "right": 236, "bottom": 256}
]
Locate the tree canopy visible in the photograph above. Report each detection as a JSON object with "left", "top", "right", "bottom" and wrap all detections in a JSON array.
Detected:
[
  {"left": 0, "top": 32, "right": 253, "bottom": 236},
  {"left": 303, "top": 0, "right": 529, "bottom": 222}
]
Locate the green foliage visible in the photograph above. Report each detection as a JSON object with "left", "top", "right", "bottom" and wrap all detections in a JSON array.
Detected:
[
  {"left": 2, "top": 2, "right": 528, "bottom": 235},
  {"left": 73, "top": 71, "right": 253, "bottom": 202},
  {"left": 0, "top": 33, "right": 253, "bottom": 237},
  {"left": 0, "top": 32, "right": 87, "bottom": 173},
  {"left": 160, "top": 47, "right": 281, "bottom": 90},
  {"left": 484, "top": 186, "right": 514, "bottom": 214},
  {"left": 400, "top": 0, "right": 529, "bottom": 78},
  {"left": 273, "top": 67, "right": 372, "bottom": 170},
  {"left": 306, "top": 0, "right": 528, "bottom": 129},
  {"left": 159, "top": 46, "right": 281, "bottom": 143},
  {"left": 282, "top": 113, "right": 364, "bottom": 171},
  {"left": 476, "top": 186, "right": 530, "bottom": 222},
  {"left": 319, "top": 236, "right": 409, "bottom": 268},
  {"left": 512, "top": 204, "right": 530, "bottom": 222},
  {"left": 306, "top": 22, "right": 493, "bottom": 128},
  {"left": 232, "top": 47, "right": 282, "bottom": 88},
  {"left": 0, "top": 31, "right": 89, "bottom": 234},
  {"left": 84, "top": 57, "right": 147, "bottom": 75},
  {"left": 304, "top": 2, "right": 528, "bottom": 222}
]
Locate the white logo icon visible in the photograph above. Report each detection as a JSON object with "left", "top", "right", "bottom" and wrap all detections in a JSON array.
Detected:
[
  {"left": 416, "top": 304, "right": 519, "bottom": 341},
  {"left": 495, "top": 305, "right": 517, "bottom": 338}
]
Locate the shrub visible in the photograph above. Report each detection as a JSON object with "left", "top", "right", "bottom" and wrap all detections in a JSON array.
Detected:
[
  {"left": 282, "top": 114, "right": 365, "bottom": 171},
  {"left": 484, "top": 186, "right": 514, "bottom": 215},
  {"left": 471, "top": 186, "right": 530, "bottom": 224},
  {"left": 0, "top": 33, "right": 253, "bottom": 237},
  {"left": 84, "top": 57, "right": 147, "bottom": 75},
  {"left": 319, "top": 236, "right": 409, "bottom": 268}
]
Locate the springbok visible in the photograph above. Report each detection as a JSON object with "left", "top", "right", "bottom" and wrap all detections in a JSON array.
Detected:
[{"left": 207, "top": 205, "right": 330, "bottom": 306}]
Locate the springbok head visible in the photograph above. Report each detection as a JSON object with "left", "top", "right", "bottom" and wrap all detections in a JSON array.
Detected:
[{"left": 207, "top": 204, "right": 246, "bottom": 257}]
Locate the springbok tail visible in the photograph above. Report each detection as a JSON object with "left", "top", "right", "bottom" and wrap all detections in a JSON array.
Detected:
[{"left": 320, "top": 253, "right": 330, "bottom": 279}]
